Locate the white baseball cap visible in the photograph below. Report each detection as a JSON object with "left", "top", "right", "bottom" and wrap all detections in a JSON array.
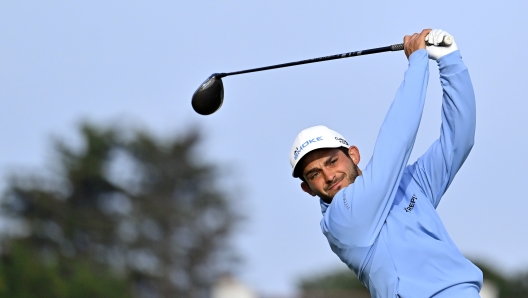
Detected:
[{"left": 290, "top": 125, "right": 349, "bottom": 177}]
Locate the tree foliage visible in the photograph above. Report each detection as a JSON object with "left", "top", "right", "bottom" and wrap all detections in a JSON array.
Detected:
[
  {"left": 0, "top": 123, "right": 241, "bottom": 297},
  {"left": 0, "top": 242, "right": 128, "bottom": 298},
  {"left": 473, "top": 261, "right": 528, "bottom": 298},
  {"left": 297, "top": 268, "right": 370, "bottom": 298}
]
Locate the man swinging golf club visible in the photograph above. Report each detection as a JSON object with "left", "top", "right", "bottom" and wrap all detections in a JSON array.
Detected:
[{"left": 290, "top": 29, "right": 482, "bottom": 297}]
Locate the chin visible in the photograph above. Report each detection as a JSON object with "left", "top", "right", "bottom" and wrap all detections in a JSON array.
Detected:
[
  {"left": 325, "top": 190, "right": 340, "bottom": 202},
  {"left": 329, "top": 189, "right": 340, "bottom": 198}
]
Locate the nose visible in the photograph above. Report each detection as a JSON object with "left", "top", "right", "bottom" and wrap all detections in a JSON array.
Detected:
[{"left": 322, "top": 168, "right": 336, "bottom": 184}]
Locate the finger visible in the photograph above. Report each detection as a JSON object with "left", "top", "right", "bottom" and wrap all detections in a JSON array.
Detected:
[
  {"left": 403, "top": 35, "right": 412, "bottom": 44},
  {"left": 434, "top": 29, "right": 445, "bottom": 45},
  {"left": 418, "top": 29, "right": 432, "bottom": 46},
  {"left": 419, "top": 29, "right": 432, "bottom": 40},
  {"left": 427, "top": 29, "right": 436, "bottom": 45}
]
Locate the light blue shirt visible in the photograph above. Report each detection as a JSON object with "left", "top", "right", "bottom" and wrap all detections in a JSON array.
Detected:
[{"left": 320, "top": 50, "right": 482, "bottom": 298}]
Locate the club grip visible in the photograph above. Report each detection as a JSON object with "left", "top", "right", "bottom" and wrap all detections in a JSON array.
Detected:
[
  {"left": 392, "top": 35, "right": 453, "bottom": 52},
  {"left": 391, "top": 43, "right": 404, "bottom": 51}
]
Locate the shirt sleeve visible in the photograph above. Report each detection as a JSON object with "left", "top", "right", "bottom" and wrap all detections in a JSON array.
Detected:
[
  {"left": 407, "top": 50, "right": 476, "bottom": 208},
  {"left": 321, "top": 50, "right": 430, "bottom": 248}
]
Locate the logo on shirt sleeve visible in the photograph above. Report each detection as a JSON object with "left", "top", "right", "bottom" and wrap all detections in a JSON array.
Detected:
[
  {"left": 404, "top": 194, "right": 418, "bottom": 213},
  {"left": 342, "top": 192, "right": 350, "bottom": 210}
]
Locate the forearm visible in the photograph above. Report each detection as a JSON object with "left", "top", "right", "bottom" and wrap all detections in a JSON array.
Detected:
[
  {"left": 438, "top": 50, "right": 476, "bottom": 177},
  {"left": 371, "top": 49, "right": 430, "bottom": 165}
]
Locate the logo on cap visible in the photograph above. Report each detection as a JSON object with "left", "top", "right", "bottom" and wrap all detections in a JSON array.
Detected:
[
  {"left": 293, "top": 136, "right": 323, "bottom": 160},
  {"left": 335, "top": 137, "right": 348, "bottom": 145}
]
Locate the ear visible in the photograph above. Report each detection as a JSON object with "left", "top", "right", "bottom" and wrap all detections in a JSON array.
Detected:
[
  {"left": 348, "top": 146, "right": 360, "bottom": 165},
  {"left": 301, "top": 181, "right": 316, "bottom": 197}
]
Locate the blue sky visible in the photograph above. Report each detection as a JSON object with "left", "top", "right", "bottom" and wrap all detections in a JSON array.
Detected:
[{"left": 1, "top": 1, "right": 528, "bottom": 296}]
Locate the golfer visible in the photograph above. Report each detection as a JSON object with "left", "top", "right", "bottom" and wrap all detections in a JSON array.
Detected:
[{"left": 290, "top": 29, "right": 482, "bottom": 297}]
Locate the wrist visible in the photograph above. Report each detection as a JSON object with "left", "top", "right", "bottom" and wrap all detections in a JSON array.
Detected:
[
  {"left": 437, "top": 50, "right": 466, "bottom": 74},
  {"left": 408, "top": 49, "right": 428, "bottom": 64}
]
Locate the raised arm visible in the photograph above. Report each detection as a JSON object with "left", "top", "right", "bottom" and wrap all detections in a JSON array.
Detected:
[
  {"left": 321, "top": 30, "right": 431, "bottom": 248},
  {"left": 409, "top": 31, "right": 475, "bottom": 207}
]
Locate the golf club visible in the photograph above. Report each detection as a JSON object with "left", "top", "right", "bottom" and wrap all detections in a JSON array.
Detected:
[{"left": 191, "top": 36, "right": 453, "bottom": 115}]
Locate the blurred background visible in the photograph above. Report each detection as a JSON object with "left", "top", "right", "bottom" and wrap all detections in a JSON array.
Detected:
[{"left": 1, "top": 1, "right": 528, "bottom": 297}]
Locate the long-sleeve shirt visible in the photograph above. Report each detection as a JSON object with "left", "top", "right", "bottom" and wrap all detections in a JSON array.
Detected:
[{"left": 320, "top": 49, "right": 482, "bottom": 298}]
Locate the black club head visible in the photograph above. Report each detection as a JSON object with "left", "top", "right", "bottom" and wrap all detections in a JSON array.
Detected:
[{"left": 191, "top": 74, "right": 224, "bottom": 115}]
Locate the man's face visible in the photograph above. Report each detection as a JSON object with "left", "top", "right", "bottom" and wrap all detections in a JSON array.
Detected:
[{"left": 300, "top": 147, "right": 361, "bottom": 203}]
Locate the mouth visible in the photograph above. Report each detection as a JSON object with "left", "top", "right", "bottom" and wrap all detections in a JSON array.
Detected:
[{"left": 327, "top": 176, "right": 345, "bottom": 191}]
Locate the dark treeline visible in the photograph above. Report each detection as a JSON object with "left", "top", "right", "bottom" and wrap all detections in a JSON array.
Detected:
[{"left": 0, "top": 123, "right": 242, "bottom": 298}]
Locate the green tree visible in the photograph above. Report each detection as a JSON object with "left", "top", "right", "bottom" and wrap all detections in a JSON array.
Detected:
[
  {"left": 0, "top": 242, "right": 128, "bottom": 298},
  {"left": 473, "top": 261, "right": 528, "bottom": 298},
  {"left": 297, "top": 268, "right": 370, "bottom": 298},
  {"left": 0, "top": 123, "right": 241, "bottom": 297}
]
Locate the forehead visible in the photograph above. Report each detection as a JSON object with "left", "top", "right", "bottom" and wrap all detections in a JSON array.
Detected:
[{"left": 300, "top": 147, "right": 342, "bottom": 172}]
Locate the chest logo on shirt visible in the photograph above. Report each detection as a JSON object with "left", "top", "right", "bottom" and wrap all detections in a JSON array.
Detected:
[{"left": 404, "top": 194, "right": 418, "bottom": 213}]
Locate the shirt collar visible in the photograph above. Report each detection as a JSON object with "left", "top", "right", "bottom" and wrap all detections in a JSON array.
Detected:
[{"left": 320, "top": 199, "right": 329, "bottom": 214}]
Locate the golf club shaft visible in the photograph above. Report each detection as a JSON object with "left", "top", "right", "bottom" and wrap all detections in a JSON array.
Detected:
[{"left": 216, "top": 43, "right": 405, "bottom": 78}]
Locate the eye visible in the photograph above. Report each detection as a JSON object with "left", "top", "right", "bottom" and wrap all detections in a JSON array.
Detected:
[
  {"left": 309, "top": 172, "right": 319, "bottom": 180},
  {"left": 330, "top": 158, "right": 338, "bottom": 165}
]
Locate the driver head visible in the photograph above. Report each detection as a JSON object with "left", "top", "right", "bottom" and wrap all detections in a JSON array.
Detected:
[{"left": 192, "top": 74, "right": 224, "bottom": 115}]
